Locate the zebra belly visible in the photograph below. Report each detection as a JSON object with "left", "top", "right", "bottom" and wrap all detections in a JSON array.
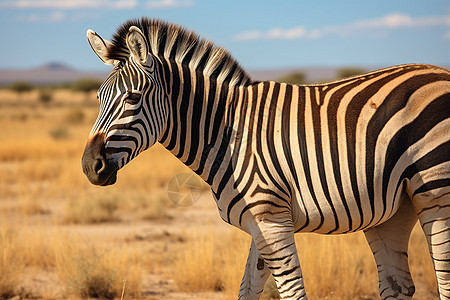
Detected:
[{"left": 290, "top": 186, "right": 402, "bottom": 234}]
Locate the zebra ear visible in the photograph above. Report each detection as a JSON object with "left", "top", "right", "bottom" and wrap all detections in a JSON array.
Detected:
[
  {"left": 87, "top": 29, "right": 115, "bottom": 65},
  {"left": 126, "top": 26, "right": 148, "bottom": 64}
]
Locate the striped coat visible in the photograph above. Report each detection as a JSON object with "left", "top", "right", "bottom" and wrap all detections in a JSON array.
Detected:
[{"left": 82, "top": 18, "right": 450, "bottom": 299}]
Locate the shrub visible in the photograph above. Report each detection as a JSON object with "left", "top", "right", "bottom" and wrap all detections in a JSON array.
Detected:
[
  {"left": 277, "top": 72, "right": 306, "bottom": 85},
  {"left": 10, "top": 81, "right": 33, "bottom": 95},
  {"left": 72, "top": 78, "right": 102, "bottom": 93},
  {"left": 132, "top": 190, "right": 172, "bottom": 221},
  {"left": 54, "top": 233, "right": 143, "bottom": 299},
  {"left": 49, "top": 126, "right": 70, "bottom": 140},
  {"left": 38, "top": 88, "right": 53, "bottom": 104},
  {"left": 337, "top": 67, "right": 366, "bottom": 79},
  {"left": 64, "top": 194, "right": 119, "bottom": 224},
  {"left": 72, "top": 78, "right": 102, "bottom": 102},
  {"left": 64, "top": 108, "right": 85, "bottom": 124}
]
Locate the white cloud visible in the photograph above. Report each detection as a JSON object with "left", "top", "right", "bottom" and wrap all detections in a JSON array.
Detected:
[
  {"left": 0, "top": 0, "right": 137, "bottom": 10},
  {"left": 234, "top": 13, "right": 450, "bottom": 41},
  {"left": 322, "top": 13, "right": 450, "bottom": 35},
  {"left": 146, "top": 0, "right": 194, "bottom": 8},
  {"left": 17, "top": 11, "right": 65, "bottom": 22},
  {"left": 111, "top": 0, "right": 137, "bottom": 9},
  {"left": 235, "top": 26, "right": 307, "bottom": 41},
  {"left": 234, "top": 31, "right": 263, "bottom": 41},
  {"left": 268, "top": 26, "right": 307, "bottom": 39},
  {"left": 357, "top": 13, "right": 413, "bottom": 29}
]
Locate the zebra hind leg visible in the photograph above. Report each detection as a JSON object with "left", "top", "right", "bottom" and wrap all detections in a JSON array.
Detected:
[
  {"left": 238, "top": 239, "right": 271, "bottom": 300},
  {"left": 248, "top": 212, "right": 307, "bottom": 300},
  {"left": 364, "top": 192, "right": 418, "bottom": 300},
  {"left": 413, "top": 187, "right": 450, "bottom": 300}
]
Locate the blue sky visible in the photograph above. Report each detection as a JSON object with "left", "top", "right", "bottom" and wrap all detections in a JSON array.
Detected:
[{"left": 0, "top": 0, "right": 449, "bottom": 72}]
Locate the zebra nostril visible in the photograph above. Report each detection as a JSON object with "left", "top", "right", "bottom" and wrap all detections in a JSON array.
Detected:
[{"left": 93, "top": 157, "right": 106, "bottom": 174}]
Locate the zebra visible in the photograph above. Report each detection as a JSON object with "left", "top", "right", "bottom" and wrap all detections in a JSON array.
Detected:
[{"left": 81, "top": 18, "right": 450, "bottom": 299}]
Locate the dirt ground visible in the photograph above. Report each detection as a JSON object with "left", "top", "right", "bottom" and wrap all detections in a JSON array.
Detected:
[
  {"left": 5, "top": 189, "right": 440, "bottom": 300},
  {"left": 6, "top": 191, "right": 235, "bottom": 300}
]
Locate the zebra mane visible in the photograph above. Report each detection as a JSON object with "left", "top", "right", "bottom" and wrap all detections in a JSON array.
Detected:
[{"left": 107, "top": 18, "right": 252, "bottom": 87}]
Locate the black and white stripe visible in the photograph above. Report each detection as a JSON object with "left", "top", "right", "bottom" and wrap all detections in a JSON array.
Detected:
[{"left": 83, "top": 18, "right": 450, "bottom": 300}]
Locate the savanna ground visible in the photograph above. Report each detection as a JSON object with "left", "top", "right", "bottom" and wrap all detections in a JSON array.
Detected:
[{"left": 0, "top": 87, "right": 440, "bottom": 299}]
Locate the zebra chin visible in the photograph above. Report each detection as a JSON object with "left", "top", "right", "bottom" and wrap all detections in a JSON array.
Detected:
[
  {"left": 82, "top": 133, "right": 119, "bottom": 186},
  {"left": 83, "top": 161, "right": 118, "bottom": 186}
]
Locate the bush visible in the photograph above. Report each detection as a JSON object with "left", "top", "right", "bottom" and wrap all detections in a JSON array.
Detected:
[
  {"left": 337, "top": 67, "right": 366, "bottom": 79},
  {"left": 64, "top": 108, "right": 85, "bottom": 124},
  {"left": 64, "top": 195, "right": 119, "bottom": 224},
  {"left": 277, "top": 72, "right": 306, "bottom": 85},
  {"left": 38, "top": 88, "right": 53, "bottom": 104},
  {"left": 49, "top": 127, "right": 70, "bottom": 140},
  {"left": 72, "top": 78, "right": 102, "bottom": 100},
  {"left": 10, "top": 81, "right": 33, "bottom": 100},
  {"left": 72, "top": 78, "right": 102, "bottom": 93},
  {"left": 10, "top": 81, "right": 33, "bottom": 94},
  {"left": 54, "top": 233, "right": 143, "bottom": 299}
]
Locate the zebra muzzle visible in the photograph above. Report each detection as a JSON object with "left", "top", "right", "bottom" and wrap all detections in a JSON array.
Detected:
[{"left": 82, "top": 133, "right": 118, "bottom": 186}]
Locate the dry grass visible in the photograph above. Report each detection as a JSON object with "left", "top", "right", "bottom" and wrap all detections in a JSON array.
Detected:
[
  {"left": 17, "top": 225, "right": 56, "bottom": 269},
  {"left": 296, "top": 232, "right": 378, "bottom": 299},
  {"left": 62, "top": 188, "right": 173, "bottom": 224},
  {"left": 0, "top": 220, "right": 145, "bottom": 299},
  {"left": 175, "top": 229, "right": 225, "bottom": 292},
  {"left": 54, "top": 231, "right": 144, "bottom": 299},
  {"left": 131, "top": 189, "right": 173, "bottom": 220},
  {"left": 174, "top": 225, "right": 436, "bottom": 299},
  {"left": 64, "top": 193, "right": 119, "bottom": 224},
  {"left": 174, "top": 227, "right": 251, "bottom": 295},
  {"left": 0, "top": 221, "right": 21, "bottom": 299}
]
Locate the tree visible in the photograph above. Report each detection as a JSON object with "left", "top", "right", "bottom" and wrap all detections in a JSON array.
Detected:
[
  {"left": 72, "top": 78, "right": 102, "bottom": 102},
  {"left": 337, "top": 67, "right": 366, "bottom": 79},
  {"left": 277, "top": 72, "right": 307, "bottom": 85},
  {"left": 10, "top": 81, "right": 33, "bottom": 99}
]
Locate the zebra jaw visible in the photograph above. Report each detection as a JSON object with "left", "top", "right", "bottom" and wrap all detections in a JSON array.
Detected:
[{"left": 82, "top": 132, "right": 119, "bottom": 186}]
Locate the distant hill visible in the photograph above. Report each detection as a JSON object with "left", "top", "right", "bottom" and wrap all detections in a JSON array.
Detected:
[
  {"left": 0, "top": 62, "right": 108, "bottom": 85},
  {"left": 0, "top": 62, "right": 347, "bottom": 85},
  {"left": 1, "top": 62, "right": 447, "bottom": 85}
]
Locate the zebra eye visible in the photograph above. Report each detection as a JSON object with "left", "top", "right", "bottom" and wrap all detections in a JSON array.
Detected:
[{"left": 124, "top": 90, "right": 142, "bottom": 105}]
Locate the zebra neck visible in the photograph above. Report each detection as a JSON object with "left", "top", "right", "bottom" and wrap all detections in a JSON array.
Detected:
[{"left": 158, "top": 61, "right": 247, "bottom": 186}]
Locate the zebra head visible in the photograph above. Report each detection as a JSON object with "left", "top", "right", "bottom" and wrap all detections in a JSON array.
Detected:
[{"left": 82, "top": 26, "right": 167, "bottom": 186}]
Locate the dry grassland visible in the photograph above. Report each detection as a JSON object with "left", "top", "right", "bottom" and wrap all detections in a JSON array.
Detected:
[{"left": 0, "top": 89, "right": 439, "bottom": 299}]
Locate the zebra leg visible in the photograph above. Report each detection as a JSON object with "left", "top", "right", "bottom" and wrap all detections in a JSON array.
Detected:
[
  {"left": 364, "top": 192, "right": 418, "bottom": 299},
  {"left": 413, "top": 188, "right": 450, "bottom": 300},
  {"left": 248, "top": 213, "right": 307, "bottom": 300},
  {"left": 238, "top": 239, "right": 271, "bottom": 300}
]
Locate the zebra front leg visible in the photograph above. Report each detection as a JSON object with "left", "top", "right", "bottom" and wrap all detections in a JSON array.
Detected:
[
  {"left": 247, "top": 212, "right": 307, "bottom": 300},
  {"left": 364, "top": 192, "right": 418, "bottom": 299},
  {"left": 238, "top": 239, "right": 271, "bottom": 300},
  {"left": 413, "top": 188, "right": 450, "bottom": 300}
]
